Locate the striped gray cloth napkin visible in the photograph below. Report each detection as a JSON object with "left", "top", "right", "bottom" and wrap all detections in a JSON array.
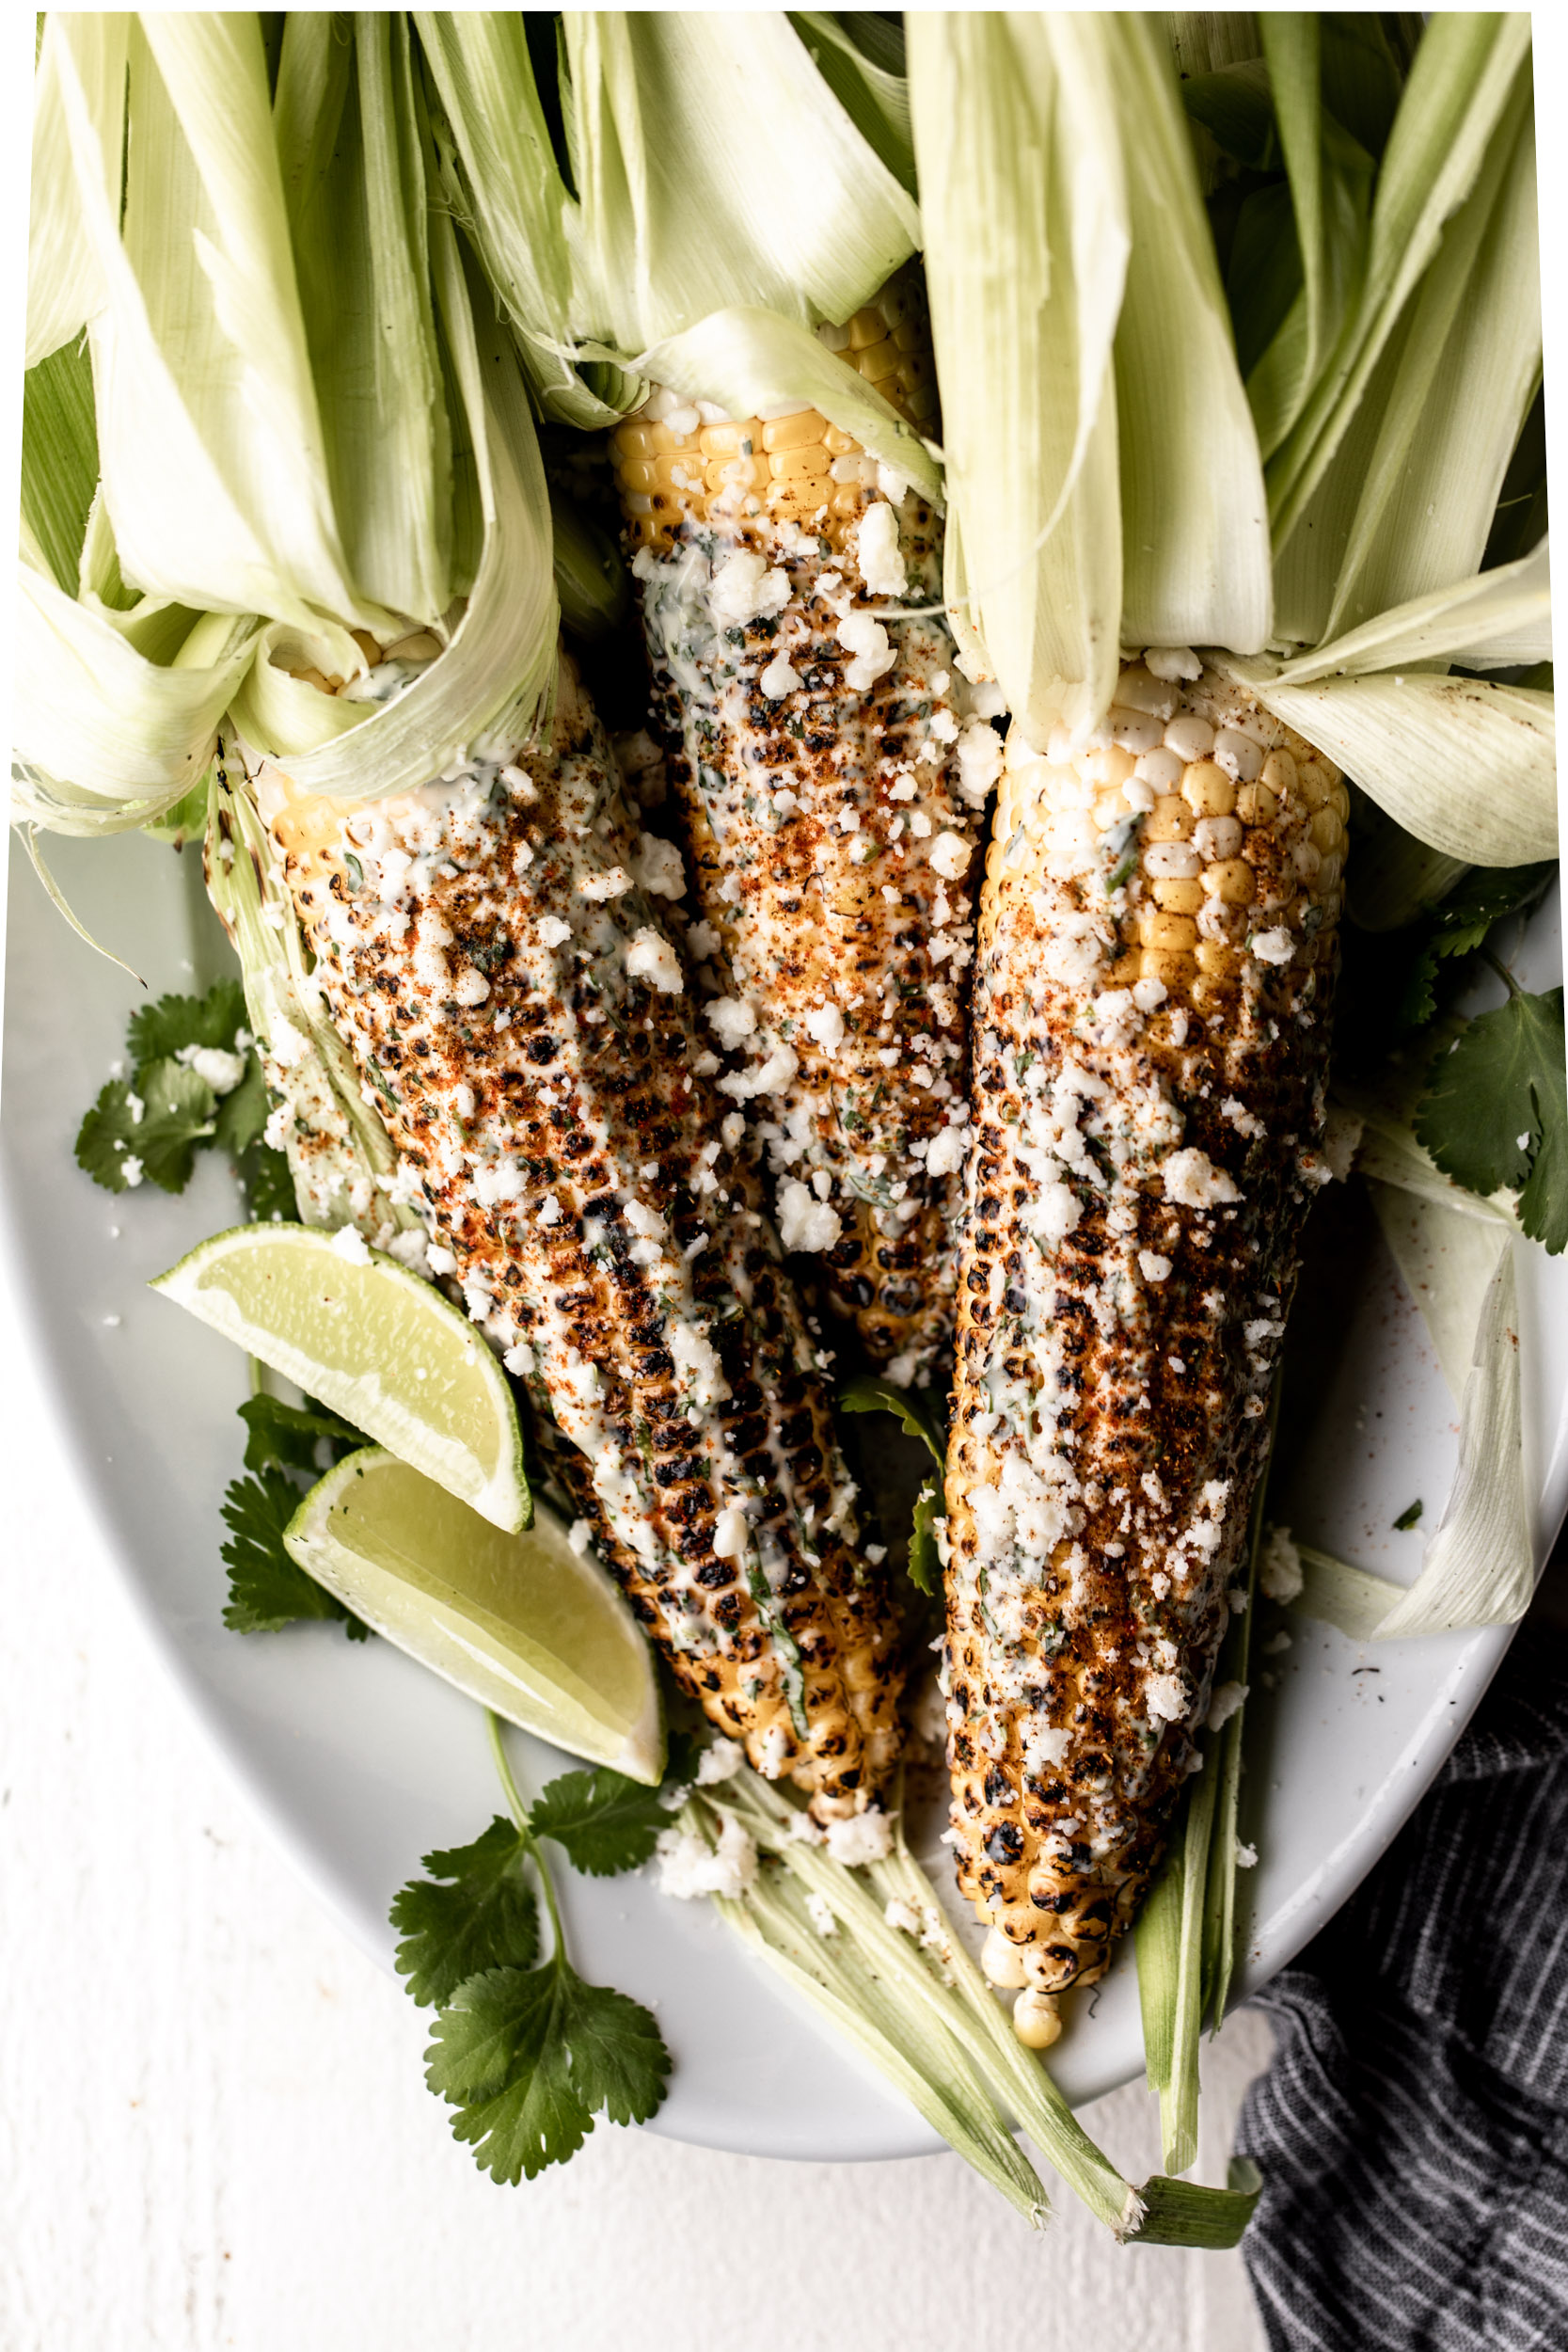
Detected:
[{"left": 1238, "top": 1618, "right": 1568, "bottom": 2352}]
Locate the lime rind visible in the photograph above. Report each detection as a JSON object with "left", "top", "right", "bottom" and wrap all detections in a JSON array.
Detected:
[
  {"left": 284, "top": 1449, "right": 665, "bottom": 1784},
  {"left": 150, "top": 1220, "right": 529, "bottom": 1533}
]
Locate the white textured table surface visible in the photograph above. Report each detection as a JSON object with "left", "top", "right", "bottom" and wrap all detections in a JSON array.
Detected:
[{"left": 0, "top": 1242, "right": 1270, "bottom": 2352}]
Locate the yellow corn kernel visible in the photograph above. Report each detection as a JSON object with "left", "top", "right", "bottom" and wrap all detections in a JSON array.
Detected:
[
  {"left": 1203, "top": 859, "right": 1256, "bottom": 906},
  {"left": 1086, "top": 745, "right": 1136, "bottom": 790},
  {"left": 1310, "top": 808, "right": 1345, "bottom": 853},
  {"left": 1329, "top": 780, "right": 1351, "bottom": 820},
  {"left": 1140, "top": 946, "right": 1195, "bottom": 987},
  {"left": 762, "top": 409, "right": 828, "bottom": 453},
  {"left": 1138, "top": 909, "right": 1199, "bottom": 951},
  {"left": 1181, "top": 760, "right": 1237, "bottom": 817},
  {"left": 769, "top": 444, "right": 831, "bottom": 483},
  {"left": 1236, "top": 781, "right": 1278, "bottom": 826},
  {"left": 1095, "top": 787, "right": 1130, "bottom": 828},
  {"left": 1259, "top": 749, "right": 1297, "bottom": 799},
  {"left": 1297, "top": 759, "right": 1334, "bottom": 811},
  {"left": 1152, "top": 877, "right": 1205, "bottom": 914},
  {"left": 822, "top": 422, "right": 857, "bottom": 456},
  {"left": 855, "top": 336, "right": 899, "bottom": 383},
  {"left": 1319, "top": 850, "right": 1345, "bottom": 892},
  {"left": 847, "top": 308, "right": 884, "bottom": 349},
  {"left": 1196, "top": 939, "right": 1242, "bottom": 978},
  {"left": 1145, "top": 794, "right": 1196, "bottom": 842}
]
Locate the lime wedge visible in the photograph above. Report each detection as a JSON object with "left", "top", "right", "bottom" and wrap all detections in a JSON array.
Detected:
[
  {"left": 285, "top": 1450, "right": 664, "bottom": 1784},
  {"left": 151, "top": 1222, "right": 528, "bottom": 1533}
]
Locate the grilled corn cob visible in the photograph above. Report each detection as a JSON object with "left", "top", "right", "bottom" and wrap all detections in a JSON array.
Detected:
[
  {"left": 254, "top": 649, "right": 904, "bottom": 1817},
  {"left": 942, "top": 654, "right": 1346, "bottom": 1992},
  {"left": 609, "top": 277, "right": 999, "bottom": 1385}
]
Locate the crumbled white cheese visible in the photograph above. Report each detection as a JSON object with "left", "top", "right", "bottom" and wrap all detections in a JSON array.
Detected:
[
  {"left": 955, "top": 717, "right": 1003, "bottom": 806},
  {"left": 178, "top": 1043, "right": 247, "bottom": 1095},
  {"left": 626, "top": 927, "right": 683, "bottom": 994},
  {"left": 1162, "top": 1147, "right": 1242, "bottom": 1209},
  {"left": 1250, "top": 928, "right": 1295, "bottom": 965},
  {"left": 836, "top": 611, "right": 895, "bottom": 690},
  {"left": 1145, "top": 646, "right": 1202, "bottom": 681},
  {"left": 426, "top": 1241, "right": 458, "bottom": 1276},
  {"left": 1207, "top": 1680, "right": 1249, "bottom": 1731},
  {"left": 1145, "top": 1674, "right": 1187, "bottom": 1726},
  {"left": 1259, "top": 1524, "right": 1305, "bottom": 1603},
  {"left": 631, "top": 832, "right": 686, "bottom": 899},
  {"left": 503, "top": 1340, "right": 536, "bottom": 1377},
  {"left": 929, "top": 829, "right": 973, "bottom": 882},
  {"left": 712, "top": 1505, "right": 751, "bottom": 1560},
  {"left": 656, "top": 1815, "right": 758, "bottom": 1901},
  {"left": 777, "top": 1179, "right": 842, "bottom": 1254},
  {"left": 759, "top": 651, "right": 803, "bottom": 699},
  {"left": 329, "top": 1226, "right": 371, "bottom": 1265},
  {"left": 884, "top": 1897, "right": 923, "bottom": 1935},
  {"left": 854, "top": 500, "right": 908, "bottom": 597},
  {"left": 694, "top": 1736, "right": 746, "bottom": 1786},
  {"left": 668, "top": 1318, "right": 729, "bottom": 1406},
  {"left": 578, "top": 866, "right": 632, "bottom": 903},
  {"left": 709, "top": 549, "right": 790, "bottom": 628},
  {"left": 705, "top": 996, "right": 757, "bottom": 1050},
  {"left": 686, "top": 919, "right": 721, "bottom": 961},
  {"left": 537, "top": 914, "right": 572, "bottom": 949},
  {"left": 537, "top": 1195, "right": 562, "bottom": 1228},
  {"left": 567, "top": 1518, "right": 594, "bottom": 1558},
  {"left": 803, "top": 1003, "right": 845, "bottom": 1055},
  {"left": 1221, "top": 1096, "right": 1265, "bottom": 1140},
  {"left": 825, "top": 1811, "right": 893, "bottom": 1867},
  {"left": 926, "top": 1125, "right": 967, "bottom": 1179},
  {"left": 804, "top": 1890, "right": 838, "bottom": 1938},
  {"left": 1138, "top": 1249, "right": 1172, "bottom": 1283},
  {"left": 451, "top": 963, "right": 490, "bottom": 1006}
]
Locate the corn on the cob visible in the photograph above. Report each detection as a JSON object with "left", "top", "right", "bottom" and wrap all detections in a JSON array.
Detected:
[
  {"left": 942, "top": 654, "right": 1346, "bottom": 1992},
  {"left": 253, "top": 649, "right": 904, "bottom": 1817},
  {"left": 609, "top": 277, "right": 999, "bottom": 1386}
]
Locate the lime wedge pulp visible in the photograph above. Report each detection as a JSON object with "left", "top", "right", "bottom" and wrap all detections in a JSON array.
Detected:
[
  {"left": 150, "top": 1222, "right": 528, "bottom": 1533},
  {"left": 286, "top": 1450, "right": 665, "bottom": 1785}
]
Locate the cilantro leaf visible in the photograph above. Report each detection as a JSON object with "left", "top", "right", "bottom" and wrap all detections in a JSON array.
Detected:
[
  {"left": 220, "top": 1468, "right": 368, "bottom": 1637},
  {"left": 425, "top": 1963, "right": 669, "bottom": 2184},
  {"left": 390, "top": 1818, "right": 539, "bottom": 2008},
  {"left": 838, "top": 1374, "right": 944, "bottom": 1467},
  {"left": 127, "top": 978, "right": 246, "bottom": 1064},
  {"left": 240, "top": 1142, "right": 297, "bottom": 1223},
  {"left": 214, "top": 1051, "right": 269, "bottom": 1156},
  {"left": 1415, "top": 986, "right": 1566, "bottom": 1253},
  {"left": 1427, "top": 862, "right": 1556, "bottom": 964},
  {"left": 74, "top": 1063, "right": 216, "bottom": 1195},
  {"left": 1393, "top": 1500, "right": 1423, "bottom": 1531},
  {"left": 528, "top": 1734, "right": 697, "bottom": 1877},
  {"left": 237, "top": 1392, "right": 360, "bottom": 1477},
  {"left": 908, "top": 1477, "right": 942, "bottom": 1597}
]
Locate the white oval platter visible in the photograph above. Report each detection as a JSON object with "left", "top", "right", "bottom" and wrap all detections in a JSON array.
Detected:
[{"left": 5, "top": 831, "right": 1565, "bottom": 2161}]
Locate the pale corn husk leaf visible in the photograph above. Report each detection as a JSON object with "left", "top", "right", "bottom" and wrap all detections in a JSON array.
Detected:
[
  {"left": 13, "top": 571, "right": 258, "bottom": 834},
  {"left": 1164, "top": 15, "right": 1262, "bottom": 79},
  {"left": 276, "top": 14, "right": 452, "bottom": 628},
  {"left": 59, "top": 14, "right": 366, "bottom": 631},
  {"left": 560, "top": 11, "right": 920, "bottom": 355},
  {"left": 787, "top": 12, "right": 916, "bottom": 196},
  {"left": 412, "top": 10, "right": 626, "bottom": 426},
  {"left": 1215, "top": 656, "right": 1557, "bottom": 866},
  {"left": 1295, "top": 1245, "right": 1533, "bottom": 1641},
  {"left": 1274, "top": 539, "right": 1551, "bottom": 685},
  {"left": 27, "top": 14, "right": 123, "bottom": 368},
  {"left": 239, "top": 230, "right": 557, "bottom": 799},
  {"left": 1369, "top": 1175, "right": 1517, "bottom": 1404},
  {"left": 1267, "top": 13, "right": 1532, "bottom": 557},
  {"left": 1318, "top": 70, "right": 1540, "bottom": 640},
  {"left": 1245, "top": 17, "right": 1373, "bottom": 462},
  {"left": 639, "top": 306, "right": 941, "bottom": 509},
  {"left": 909, "top": 10, "right": 1128, "bottom": 740},
  {"left": 1354, "top": 1114, "right": 1521, "bottom": 1242},
  {"left": 1112, "top": 16, "right": 1271, "bottom": 653}
]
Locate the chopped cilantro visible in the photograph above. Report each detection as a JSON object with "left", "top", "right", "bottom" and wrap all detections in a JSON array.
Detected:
[
  {"left": 1415, "top": 983, "right": 1566, "bottom": 1253},
  {"left": 907, "top": 1477, "right": 942, "bottom": 1597},
  {"left": 527, "top": 1734, "right": 697, "bottom": 1876},
  {"left": 1393, "top": 1500, "right": 1423, "bottom": 1531},
  {"left": 239, "top": 1142, "right": 297, "bottom": 1224},
  {"left": 220, "top": 1466, "right": 368, "bottom": 1638},
  {"left": 127, "top": 977, "right": 246, "bottom": 1064}
]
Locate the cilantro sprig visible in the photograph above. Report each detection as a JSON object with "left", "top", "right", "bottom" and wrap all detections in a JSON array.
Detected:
[
  {"left": 398, "top": 1720, "right": 694, "bottom": 2183},
  {"left": 221, "top": 1393, "right": 368, "bottom": 1637},
  {"left": 839, "top": 1375, "right": 945, "bottom": 1595},
  {"left": 74, "top": 978, "right": 292, "bottom": 1216},
  {"left": 1416, "top": 968, "right": 1566, "bottom": 1253}
]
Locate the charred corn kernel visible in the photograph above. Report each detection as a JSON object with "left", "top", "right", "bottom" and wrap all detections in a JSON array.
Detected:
[
  {"left": 1152, "top": 876, "right": 1205, "bottom": 914},
  {"left": 946, "top": 662, "right": 1342, "bottom": 1992},
  {"left": 1146, "top": 795, "right": 1195, "bottom": 843},
  {"left": 610, "top": 270, "right": 977, "bottom": 1383},
  {"left": 261, "top": 650, "right": 903, "bottom": 1819},
  {"left": 1235, "top": 780, "right": 1277, "bottom": 826},
  {"left": 1181, "top": 760, "right": 1236, "bottom": 817}
]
